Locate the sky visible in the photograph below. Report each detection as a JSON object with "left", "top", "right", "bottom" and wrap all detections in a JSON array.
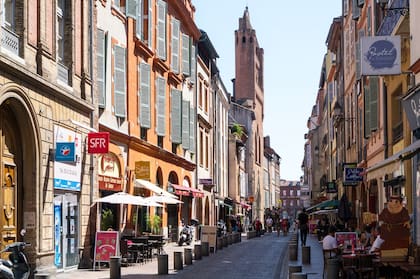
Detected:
[{"left": 193, "top": 1, "right": 342, "bottom": 181}]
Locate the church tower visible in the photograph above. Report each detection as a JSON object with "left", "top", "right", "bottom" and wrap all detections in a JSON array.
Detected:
[{"left": 233, "top": 7, "right": 265, "bottom": 221}]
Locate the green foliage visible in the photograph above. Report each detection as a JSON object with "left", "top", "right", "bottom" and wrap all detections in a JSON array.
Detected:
[
  {"left": 146, "top": 214, "right": 162, "bottom": 234},
  {"left": 231, "top": 123, "right": 244, "bottom": 138},
  {"left": 101, "top": 208, "right": 115, "bottom": 231}
]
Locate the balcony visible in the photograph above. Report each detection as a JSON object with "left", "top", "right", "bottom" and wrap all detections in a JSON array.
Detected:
[{"left": 1, "top": 26, "right": 19, "bottom": 56}]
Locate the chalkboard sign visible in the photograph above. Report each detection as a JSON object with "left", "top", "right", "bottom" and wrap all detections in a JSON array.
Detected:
[{"left": 93, "top": 231, "right": 119, "bottom": 269}]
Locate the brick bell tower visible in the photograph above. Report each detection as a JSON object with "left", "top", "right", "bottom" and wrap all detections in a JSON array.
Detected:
[{"left": 234, "top": 6, "right": 265, "bottom": 220}]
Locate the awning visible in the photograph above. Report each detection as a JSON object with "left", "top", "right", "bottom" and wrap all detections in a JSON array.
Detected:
[
  {"left": 309, "top": 209, "right": 338, "bottom": 216},
  {"left": 239, "top": 201, "right": 251, "bottom": 209},
  {"left": 170, "top": 184, "right": 204, "bottom": 198},
  {"left": 306, "top": 199, "right": 339, "bottom": 214},
  {"left": 366, "top": 139, "right": 420, "bottom": 180},
  {"left": 134, "top": 179, "right": 177, "bottom": 198}
]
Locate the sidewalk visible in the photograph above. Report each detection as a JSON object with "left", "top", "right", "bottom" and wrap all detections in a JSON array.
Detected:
[
  {"left": 55, "top": 233, "right": 249, "bottom": 279},
  {"left": 287, "top": 233, "right": 325, "bottom": 279}
]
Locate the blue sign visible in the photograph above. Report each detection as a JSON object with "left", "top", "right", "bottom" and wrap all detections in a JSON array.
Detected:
[
  {"left": 364, "top": 40, "right": 397, "bottom": 69},
  {"left": 344, "top": 167, "right": 364, "bottom": 183},
  {"left": 55, "top": 142, "right": 76, "bottom": 162}
]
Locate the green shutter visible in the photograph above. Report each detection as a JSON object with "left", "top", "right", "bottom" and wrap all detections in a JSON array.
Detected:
[
  {"left": 370, "top": 77, "right": 378, "bottom": 131},
  {"left": 126, "top": 0, "right": 137, "bottom": 18},
  {"left": 114, "top": 45, "right": 126, "bottom": 117},
  {"left": 97, "top": 29, "right": 106, "bottom": 108},
  {"left": 156, "top": 76, "right": 166, "bottom": 136},
  {"left": 171, "top": 18, "right": 180, "bottom": 73},
  {"left": 189, "top": 106, "right": 195, "bottom": 153},
  {"left": 182, "top": 100, "right": 190, "bottom": 149},
  {"left": 364, "top": 84, "right": 371, "bottom": 138},
  {"left": 139, "top": 63, "right": 151, "bottom": 128},
  {"left": 181, "top": 33, "right": 190, "bottom": 76},
  {"left": 136, "top": 0, "right": 143, "bottom": 40},
  {"left": 157, "top": 0, "right": 167, "bottom": 60},
  {"left": 170, "top": 89, "right": 182, "bottom": 143}
]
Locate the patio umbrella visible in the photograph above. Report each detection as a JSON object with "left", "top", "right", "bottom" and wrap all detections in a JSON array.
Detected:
[
  {"left": 95, "top": 191, "right": 150, "bottom": 206},
  {"left": 145, "top": 195, "right": 183, "bottom": 204}
]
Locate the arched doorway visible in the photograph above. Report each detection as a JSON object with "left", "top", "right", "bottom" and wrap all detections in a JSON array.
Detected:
[
  {"left": 0, "top": 90, "right": 38, "bottom": 253},
  {"left": 167, "top": 172, "right": 179, "bottom": 241}
]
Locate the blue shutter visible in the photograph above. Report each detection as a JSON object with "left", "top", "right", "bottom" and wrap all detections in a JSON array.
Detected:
[
  {"left": 181, "top": 33, "right": 190, "bottom": 76},
  {"left": 139, "top": 63, "right": 151, "bottom": 128},
  {"left": 182, "top": 100, "right": 190, "bottom": 149},
  {"left": 97, "top": 29, "right": 106, "bottom": 108},
  {"left": 157, "top": 0, "right": 167, "bottom": 60},
  {"left": 126, "top": 0, "right": 137, "bottom": 18},
  {"left": 189, "top": 106, "right": 195, "bottom": 153},
  {"left": 136, "top": 0, "right": 143, "bottom": 40},
  {"left": 156, "top": 76, "right": 166, "bottom": 136},
  {"left": 190, "top": 44, "right": 196, "bottom": 84},
  {"left": 114, "top": 45, "right": 126, "bottom": 117},
  {"left": 170, "top": 89, "right": 182, "bottom": 143},
  {"left": 171, "top": 18, "right": 180, "bottom": 73}
]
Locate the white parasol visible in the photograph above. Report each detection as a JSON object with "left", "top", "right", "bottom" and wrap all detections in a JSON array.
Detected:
[
  {"left": 145, "top": 195, "right": 183, "bottom": 204},
  {"left": 94, "top": 191, "right": 150, "bottom": 206}
]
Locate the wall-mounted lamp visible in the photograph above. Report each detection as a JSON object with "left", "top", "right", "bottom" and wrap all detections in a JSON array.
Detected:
[
  {"left": 377, "top": 0, "right": 409, "bottom": 17},
  {"left": 332, "top": 102, "right": 355, "bottom": 124}
]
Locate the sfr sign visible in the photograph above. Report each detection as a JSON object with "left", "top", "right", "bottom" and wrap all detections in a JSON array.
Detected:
[{"left": 88, "top": 132, "right": 109, "bottom": 154}]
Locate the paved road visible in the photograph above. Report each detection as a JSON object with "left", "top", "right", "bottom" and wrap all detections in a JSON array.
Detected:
[{"left": 55, "top": 232, "right": 292, "bottom": 279}]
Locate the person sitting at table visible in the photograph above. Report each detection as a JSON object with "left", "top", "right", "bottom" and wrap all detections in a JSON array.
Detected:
[
  {"left": 323, "top": 225, "right": 340, "bottom": 257},
  {"left": 369, "top": 227, "right": 384, "bottom": 254}
]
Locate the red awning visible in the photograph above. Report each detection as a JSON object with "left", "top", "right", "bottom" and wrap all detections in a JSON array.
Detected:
[
  {"left": 171, "top": 184, "right": 204, "bottom": 198},
  {"left": 240, "top": 201, "right": 251, "bottom": 209}
]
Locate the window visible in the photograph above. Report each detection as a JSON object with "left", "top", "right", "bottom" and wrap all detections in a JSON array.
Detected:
[
  {"left": 156, "top": 76, "right": 166, "bottom": 136},
  {"left": 170, "top": 88, "right": 182, "bottom": 144},
  {"left": 157, "top": 136, "right": 163, "bottom": 148},
  {"left": 140, "top": 128, "right": 147, "bottom": 140},
  {"left": 156, "top": 0, "right": 167, "bottom": 60},
  {"left": 57, "top": 0, "right": 65, "bottom": 62},
  {"left": 182, "top": 101, "right": 190, "bottom": 150},
  {"left": 199, "top": 129, "right": 204, "bottom": 166},
  {"left": 3, "top": 0, "right": 15, "bottom": 30},
  {"left": 97, "top": 29, "right": 107, "bottom": 108},
  {"left": 181, "top": 33, "right": 190, "bottom": 76},
  {"left": 56, "top": 0, "right": 72, "bottom": 85},
  {"left": 170, "top": 17, "right": 180, "bottom": 73},
  {"left": 204, "top": 86, "right": 209, "bottom": 113},
  {"left": 113, "top": 45, "right": 127, "bottom": 117},
  {"left": 205, "top": 133, "right": 209, "bottom": 169}
]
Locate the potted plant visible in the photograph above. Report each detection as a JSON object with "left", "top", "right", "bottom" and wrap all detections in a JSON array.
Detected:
[
  {"left": 146, "top": 214, "right": 162, "bottom": 235},
  {"left": 231, "top": 123, "right": 244, "bottom": 139}
]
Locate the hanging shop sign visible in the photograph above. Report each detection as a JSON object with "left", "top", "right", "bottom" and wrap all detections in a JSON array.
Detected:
[
  {"left": 361, "top": 35, "right": 401, "bottom": 76},
  {"left": 326, "top": 181, "right": 338, "bottom": 193},
  {"left": 343, "top": 163, "right": 364, "bottom": 186},
  {"left": 54, "top": 125, "right": 82, "bottom": 191},
  {"left": 88, "top": 132, "right": 109, "bottom": 154},
  {"left": 402, "top": 88, "right": 420, "bottom": 131}
]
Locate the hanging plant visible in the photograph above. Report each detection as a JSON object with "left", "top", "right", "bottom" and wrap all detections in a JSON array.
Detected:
[{"left": 231, "top": 123, "right": 244, "bottom": 139}]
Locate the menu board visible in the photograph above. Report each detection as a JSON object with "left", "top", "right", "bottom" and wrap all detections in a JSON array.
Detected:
[
  {"left": 335, "top": 232, "right": 358, "bottom": 248},
  {"left": 93, "top": 231, "right": 119, "bottom": 269}
]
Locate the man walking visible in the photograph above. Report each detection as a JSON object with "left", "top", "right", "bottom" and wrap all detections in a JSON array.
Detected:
[{"left": 298, "top": 208, "right": 309, "bottom": 246}]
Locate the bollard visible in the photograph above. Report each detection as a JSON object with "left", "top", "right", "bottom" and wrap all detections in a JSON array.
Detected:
[
  {"left": 227, "top": 234, "right": 233, "bottom": 245},
  {"left": 216, "top": 237, "right": 223, "bottom": 251},
  {"left": 157, "top": 254, "right": 168, "bottom": 275},
  {"left": 174, "top": 251, "right": 183, "bottom": 270},
  {"left": 326, "top": 258, "right": 339, "bottom": 279},
  {"left": 194, "top": 244, "right": 202, "bottom": 260},
  {"left": 289, "top": 243, "right": 298, "bottom": 261},
  {"left": 201, "top": 242, "right": 209, "bottom": 256},
  {"left": 290, "top": 272, "right": 307, "bottom": 279},
  {"left": 222, "top": 236, "right": 228, "bottom": 247},
  {"left": 184, "top": 248, "right": 193, "bottom": 265},
  {"left": 302, "top": 246, "right": 311, "bottom": 264},
  {"left": 109, "top": 256, "right": 121, "bottom": 279},
  {"left": 209, "top": 246, "right": 215, "bottom": 254},
  {"left": 288, "top": 265, "right": 302, "bottom": 277}
]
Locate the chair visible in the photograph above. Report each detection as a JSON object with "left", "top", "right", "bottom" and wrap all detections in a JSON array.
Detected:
[
  {"left": 355, "top": 254, "right": 375, "bottom": 279},
  {"left": 323, "top": 249, "right": 334, "bottom": 279},
  {"left": 120, "top": 239, "right": 135, "bottom": 265}
]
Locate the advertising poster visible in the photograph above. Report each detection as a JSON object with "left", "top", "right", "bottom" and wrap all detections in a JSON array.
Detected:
[
  {"left": 335, "top": 232, "right": 358, "bottom": 248},
  {"left": 93, "top": 231, "right": 119, "bottom": 269},
  {"left": 54, "top": 125, "right": 82, "bottom": 191},
  {"left": 54, "top": 203, "right": 62, "bottom": 267}
]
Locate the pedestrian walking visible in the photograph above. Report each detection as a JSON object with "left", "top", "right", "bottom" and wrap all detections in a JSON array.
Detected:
[{"left": 298, "top": 208, "right": 309, "bottom": 246}]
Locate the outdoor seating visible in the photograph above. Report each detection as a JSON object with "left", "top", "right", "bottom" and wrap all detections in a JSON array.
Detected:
[{"left": 148, "top": 235, "right": 165, "bottom": 256}]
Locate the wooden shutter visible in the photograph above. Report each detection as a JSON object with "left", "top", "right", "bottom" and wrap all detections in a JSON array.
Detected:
[
  {"left": 139, "top": 63, "right": 151, "bottom": 128},
  {"left": 190, "top": 44, "right": 196, "bottom": 84},
  {"left": 170, "top": 89, "right": 182, "bottom": 143},
  {"left": 370, "top": 77, "right": 378, "bottom": 131},
  {"left": 136, "top": 0, "right": 143, "bottom": 40},
  {"left": 114, "top": 45, "right": 126, "bottom": 117},
  {"left": 156, "top": 76, "right": 166, "bottom": 136},
  {"left": 126, "top": 0, "right": 137, "bottom": 18},
  {"left": 364, "top": 83, "right": 371, "bottom": 138},
  {"left": 157, "top": 0, "right": 167, "bottom": 60},
  {"left": 171, "top": 18, "right": 180, "bottom": 73},
  {"left": 182, "top": 100, "right": 190, "bottom": 149},
  {"left": 147, "top": 0, "right": 152, "bottom": 48},
  {"left": 181, "top": 33, "right": 190, "bottom": 76},
  {"left": 97, "top": 29, "right": 106, "bottom": 108},
  {"left": 189, "top": 106, "right": 195, "bottom": 152}
]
